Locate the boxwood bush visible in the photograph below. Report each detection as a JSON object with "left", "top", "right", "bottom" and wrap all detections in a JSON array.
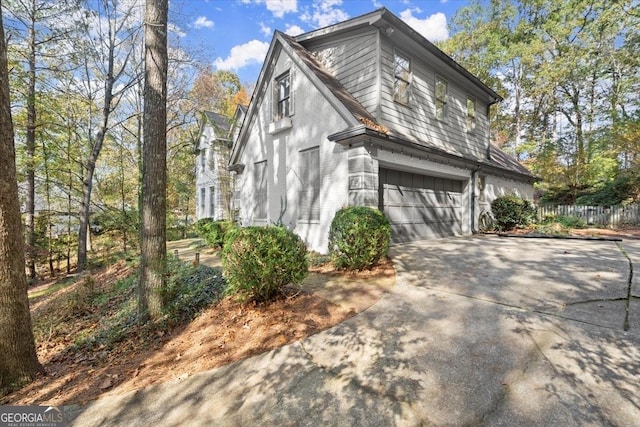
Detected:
[
  {"left": 328, "top": 206, "right": 391, "bottom": 270},
  {"left": 491, "top": 195, "right": 535, "bottom": 231},
  {"left": 221, "top": 226, "right": 308, "bottom": 302},
  {"left": 202, "top": 220, "right": 237, "bottom": 249}
]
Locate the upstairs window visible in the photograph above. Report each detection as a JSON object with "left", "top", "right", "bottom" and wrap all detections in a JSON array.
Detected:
[
  {"left": 200, "top": 148, "right": 207, "bottom": 172},
  {"left": 467, "top": 96, "right": 476, "bottom": 131},
  {"left": 393, "top": 52, "right": 411, "bottom": 105},
  {"left": 275, "top": 72, "right": 291, "bottom": 120},
  {"left": 299, "top": 147, "right": 320, "bottom": 221},
  {"left": 435, "top": 76, "right": 448, "bottom": 120}
]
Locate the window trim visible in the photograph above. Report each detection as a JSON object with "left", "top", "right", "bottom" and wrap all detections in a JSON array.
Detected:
[
  {"left": 466, "top": 95, "right": 476, "bottom": 132},
  {"left": 393, "top": 50, "right": 411, "bottom": 105},
  {"left": 435, "top": 75, "right": 448, "bottom": 121},
  {"left": 274, "top": 71, "right": 291, "bottom": 120}
]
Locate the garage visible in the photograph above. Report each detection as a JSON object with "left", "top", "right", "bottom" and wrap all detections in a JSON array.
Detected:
[{"left": 379, "top": 168, "right": 464, "bottom": 242}]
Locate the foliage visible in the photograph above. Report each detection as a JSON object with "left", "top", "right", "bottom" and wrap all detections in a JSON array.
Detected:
[
  {"left": 161, "top": 256, "right": 227, "bottom": 324},
  {"left": 490, "top": 195, "right": 535, "bottom": 231},
  {"left": 542, "top": 214, "right": 586, "bottom": 229},
  {"left": 222, "top": 226, "right": 308, "bottom": 302},
  {"left": 194, "top": 218, "right": 214, "bottom": 235},
  {"left": 328, "top": 206, "right": 391, "bottom": 270},
  {"left": 201, "top": 220, "right": 237, "bottom": 249}
]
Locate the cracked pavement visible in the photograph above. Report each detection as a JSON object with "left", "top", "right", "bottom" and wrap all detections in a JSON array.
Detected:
[{"left": 70, "top": 236, "right": 640, "bottom": 426}]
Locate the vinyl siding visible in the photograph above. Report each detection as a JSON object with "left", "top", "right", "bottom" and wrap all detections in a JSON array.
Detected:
[
  {"left": 305, "top": 28, "right": 379, "bottom": 116},
  {"left": 378, "top": 36, "right": 491, "bottom": 161}
]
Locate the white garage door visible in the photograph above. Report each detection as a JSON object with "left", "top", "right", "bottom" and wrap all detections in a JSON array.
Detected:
[{"left": 380, "top": 168, "right": 463, "bottom": 242}]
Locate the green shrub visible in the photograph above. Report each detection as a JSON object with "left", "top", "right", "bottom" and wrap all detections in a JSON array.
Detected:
[
  {"left": 222, "top": 226, "right": 308, "bottom": 302},
  {"left": 545, "top": 215, "right": 587, "bottom": 229},
  {"left": 193, "top": 218, "right": 214, "bottom": 236},
  {"left": 328, "top": 206, "right": 391, "bottom": 270},
  {"left": 202, "top": 220, "right": 236, "bottom": 249},
  {"left": 162, "top": 256, "right": 227, "bottom": 323},
  {"left": 491, "top": 195, "right": 535, "bottom": 231}
]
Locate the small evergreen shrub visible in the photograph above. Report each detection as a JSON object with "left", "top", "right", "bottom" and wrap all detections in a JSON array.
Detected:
[
  {"left": 328, "top": 206, "right": 391, "bottom": 270},
  {"left": 202, "top": 220, "right": 236, "bottom": 249},
  {"left": 545, "top": 214, "right": 587, "bottom": 229},
  {"left": 194, "top": 218, "right": 214, "bottom": 236},
  {"left": 491, "top": 195, "right": 535, "bottom": 231},
  {"left": 222, "top": 226, "right": 308, "bottom": 302}
]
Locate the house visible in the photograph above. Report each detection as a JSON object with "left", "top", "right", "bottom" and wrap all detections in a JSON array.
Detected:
[
  {"left": 229, "top": 8, "right": 536, "bottom": 253},
  {"left": 195, "top": 111, "right": 232, "bottom": 221}
]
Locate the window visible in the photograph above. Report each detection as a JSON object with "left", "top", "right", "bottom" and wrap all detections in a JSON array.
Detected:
[
  {"left": 467, "top": 96, "right": 476, "bottom": 131},
  {"left": 393, "top": 52, "right": 411, "bottom": 104},
  {"left": 299, "top": 147, "right": 320, "bottom": 221},
  {"left": 200, "top": 148, "right": 207, "bottom": 172},
  {"left": 254, "top": 161, "right": 267, "bottom": 219},
  {"left": 435, "top": 76, "right": 448, "bottom": 120},
  {"left": 209, "top": 186, "right": 215, "bottom": 217},
  {"left": 275, "top": 72, "right": 291, "bottom": 119},
  {"left": 200, "top": 187, "right": 205, "bottom": 215}
]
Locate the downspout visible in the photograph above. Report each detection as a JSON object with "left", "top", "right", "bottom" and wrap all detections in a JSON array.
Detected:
[{"left": 471, "top": 165, "right": 480, "bottom": 234}]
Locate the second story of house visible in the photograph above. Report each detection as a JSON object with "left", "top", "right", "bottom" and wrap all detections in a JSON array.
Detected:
[
  {"left": 196, "top": 111, "right": 231, "bottom": 186},
  {"left": 293, "top": 7, "right": 501, "bottom": 162}
]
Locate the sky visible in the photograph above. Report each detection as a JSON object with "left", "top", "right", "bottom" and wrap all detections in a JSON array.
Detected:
[{"left": 170, "top": 0, "right": 470, "bottom": 85}]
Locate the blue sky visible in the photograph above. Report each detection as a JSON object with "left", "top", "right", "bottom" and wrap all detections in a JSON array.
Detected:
[{"left": 171, "top": 0, "right": 470, "bottom": 85}]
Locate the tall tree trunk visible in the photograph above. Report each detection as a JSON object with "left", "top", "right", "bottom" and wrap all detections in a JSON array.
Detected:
[
  {"left": 138, "top": 0, "right": 168, "bottom": 323},
  {"left": 25, "top": 2, "right": 37, "bottom": 279},
  {"left": 0, "top": 5, "right": 43, "bottom": 389}
]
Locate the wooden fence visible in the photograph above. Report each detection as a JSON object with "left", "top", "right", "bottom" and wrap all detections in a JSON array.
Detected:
[{"left": 537, "top": 204, "right": 640, "bottom": 227}]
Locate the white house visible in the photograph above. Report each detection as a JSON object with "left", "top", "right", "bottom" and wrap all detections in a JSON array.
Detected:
[
  {"left": 229, "top": 8, "right": 536, "bottom": 253},
  {"left": 195, "top": 111, "right": 232, "bottom": 221}
]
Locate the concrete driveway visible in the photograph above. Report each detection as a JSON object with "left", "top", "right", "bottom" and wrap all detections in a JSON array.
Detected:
[{"left": 70, "top": 236, "right": 640, "bottom": 426}]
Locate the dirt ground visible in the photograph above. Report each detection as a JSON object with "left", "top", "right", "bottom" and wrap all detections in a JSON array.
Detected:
[{"left": 1, "top": 256, "right": 395, "bottom": 407}]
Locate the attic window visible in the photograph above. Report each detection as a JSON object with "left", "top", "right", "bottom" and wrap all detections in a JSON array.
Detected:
[
  {"left": 393, "top": 51, "right": 411, "bottom": 105},
  {"left": 275, "top": 71, "right": 291, "bottom": 120}
]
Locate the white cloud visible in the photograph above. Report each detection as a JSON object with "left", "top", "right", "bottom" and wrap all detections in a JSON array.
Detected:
[
  {"left": 168, "top": 22, "right": 186, "bottom": 38},
  {"left": 300, "top": 0, "right": 349, "bottom": 28},
  {"left": 193, "top": 16, "right": 214, "bottom": 29},
  {"left": 214, "top": 40, "right": 270, "bottom": 70},
  {"left": 285, "top": 24, "right": 305, "bottom": 36},
  {"left": 399, "top": 9, "right": 449, "bottom": 42},
  {"left": 265, "top": 0, "right": 298, "bottom": 18},
  {"left": 259, "top": 22, "right": 272, "bottom": 37}
]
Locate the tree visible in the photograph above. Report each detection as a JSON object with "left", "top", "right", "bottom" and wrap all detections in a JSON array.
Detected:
[
  {"left": 0, "top": 2, "right": 42, "bottom": 391},
  {"left": 138, "top": 0, "right": 168, "bottom": 322}
]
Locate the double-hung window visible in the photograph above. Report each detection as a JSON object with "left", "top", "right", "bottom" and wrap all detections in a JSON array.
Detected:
[
  {"left": 435, "top": 76, "right": 448, "bottom": 120},
  {"left": 466, "top": 96, "right": 476, "bottom": 131},
  {"left": 299, "top": 147, "right": 320, "bottom": 221},
  {"left": 393, "top": 52, "right": 411, "bottom": 105},
  {"left": 209, "top": 186, "right": 215, "bottom": 217},
  {"left": 275, "top": 72, "right": 291, "bottom": 119}
]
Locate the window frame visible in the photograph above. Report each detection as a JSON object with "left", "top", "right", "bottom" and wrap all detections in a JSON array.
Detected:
[
  {"left": 200, "top": 187, "right": 206, "bottom": 215},
  {"left": 298, "top": 147, "right": 320, "bottom": 222},
  {"left": 393, "top": 50, "right": 411, "bottom": 105},
  {"left": 209, "top": 185, "right": 215, "bottom": 217},
  {"left": 435, "top": 75, "right": 448, "bottom": 121},
  {"left": 466, "top": 95, "right": 476, "bottom": 132},
  {"left": 274, "top": 71, "right": 291, "bottom": 120}
]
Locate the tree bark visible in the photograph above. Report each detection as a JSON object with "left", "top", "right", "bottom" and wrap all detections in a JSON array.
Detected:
[
  {"left": 138, "top": 0, "right": 168, "bottom": 322},
  {"left": 0, "top": 4, "right": 43, "bottom": 389}
]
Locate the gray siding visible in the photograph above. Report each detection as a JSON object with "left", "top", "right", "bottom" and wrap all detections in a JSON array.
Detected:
[
  {"left": 378, "top": 36, "right": 490, "bottom": 161},
  {"left": 306, "top": 29, "right": 379, "bottom": 116}
]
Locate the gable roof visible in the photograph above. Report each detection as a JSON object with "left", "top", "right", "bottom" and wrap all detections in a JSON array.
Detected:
[
  {"left": 229, "top": 8, "right": 534, "bottom": 181},
  {"left": 195, "top": 111, "right": 231, "bottom": 153}
]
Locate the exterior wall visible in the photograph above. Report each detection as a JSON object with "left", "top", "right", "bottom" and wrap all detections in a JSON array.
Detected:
[
  {"left": 195, "top": 125, "right": 227, "bottom": 221},
  {"left": 481, "top": 175, "right": 535, "bottom": 213},
  {"left": 235, "top": 49, "right": 351, "bottom": 253},
  {"left": 378, "top": 35, "right": 491, "bottom": 161},
  {"left": 305, "top": 28, "right": 379, "bottom": 116}
]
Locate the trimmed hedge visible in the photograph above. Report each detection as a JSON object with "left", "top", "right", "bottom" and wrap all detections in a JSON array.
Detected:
[
  {"left": 221, "top": 226, "right": 308, "bottom": 302},
  {"left": 328, "top": 206, "right": 391, "bottom": 270},
  {"left": 491, "top": 195, "right": 535, "bottom": 231}
]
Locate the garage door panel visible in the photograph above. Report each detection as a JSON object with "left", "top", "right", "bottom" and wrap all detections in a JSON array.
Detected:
[{"left": 381, "top": 168, "right": 464, "bottom": 242}]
